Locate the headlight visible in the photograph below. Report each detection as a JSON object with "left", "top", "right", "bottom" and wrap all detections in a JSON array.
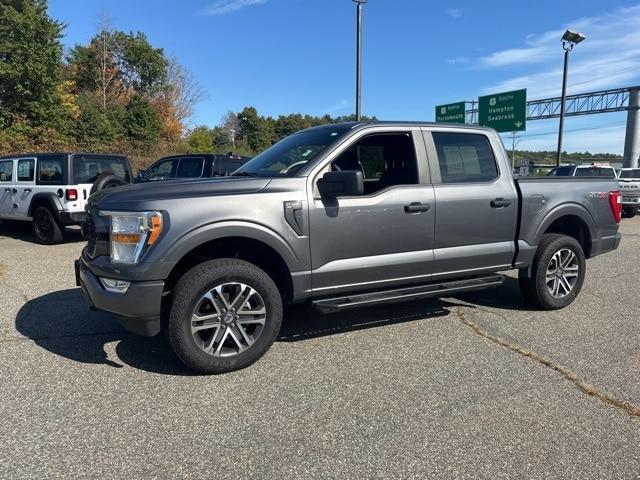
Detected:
[{"left": 100, "top": 211, "right": 163, "bottom": 264}]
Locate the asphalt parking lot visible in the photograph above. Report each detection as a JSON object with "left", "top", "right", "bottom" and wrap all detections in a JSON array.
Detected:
[{"left": 1, "top": 219, "right": 639, "bottom": 479}]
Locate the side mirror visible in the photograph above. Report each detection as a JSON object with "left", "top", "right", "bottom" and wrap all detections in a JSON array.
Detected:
[{"left": 317, "top": 170, "right": 364, "bottom": 198}]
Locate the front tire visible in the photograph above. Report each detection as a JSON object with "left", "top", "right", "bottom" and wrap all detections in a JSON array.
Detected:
[
  {"left": 519, "top": 233, "right": 586, "bottom": 310},
  {"left": 32, "top": 206, "right": 65, "bottom": 244},
  {"left": 166, "top": 259, "right": 283, "bottom": 374}
]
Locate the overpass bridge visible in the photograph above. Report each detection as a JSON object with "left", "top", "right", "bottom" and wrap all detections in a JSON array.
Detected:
[{"left": 464, "top": 86, "right": 640, "bottom": 168}]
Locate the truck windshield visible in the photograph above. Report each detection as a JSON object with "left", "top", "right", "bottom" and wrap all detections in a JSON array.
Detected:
[
  {"left": 233, "top": 124, "right": 354, "bottom": 177},
  {"left": 73, "top": 155, "right": 129, "bottom": 184},
  {"left": 620, "top": 169, "right": 640, "bottom": 179}
]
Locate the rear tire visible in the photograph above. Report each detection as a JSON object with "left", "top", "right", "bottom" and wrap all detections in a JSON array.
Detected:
[
  {"left": 32, "top": 206, "right": 65, "bottom": 245},
  {"left": 166, "top": 258, "right": 283, "bottom": 374},
  {"left": 518, "top": 233, "right": 586, "bottom": 310},
  {"left": 622, "top": 206, "right": 638, "bottom": 218}
]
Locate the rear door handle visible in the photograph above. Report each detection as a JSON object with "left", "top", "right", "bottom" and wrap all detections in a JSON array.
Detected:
[
  {"left": 24, "top": 188, "right": 32, "bottom": 193},
  {"left": 404, "top": 202, "right": 431, "bottom": 213},
  {"left": 491, "top": 198, "right": 512, "bottom": 208}
]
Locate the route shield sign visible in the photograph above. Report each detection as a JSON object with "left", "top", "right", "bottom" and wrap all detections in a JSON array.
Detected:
[
  {"left": 478, "top": 89, "right": 526, "bottom": 132},
  {"left": 435, "top": 102, "right": 466, "bottom": 123}
]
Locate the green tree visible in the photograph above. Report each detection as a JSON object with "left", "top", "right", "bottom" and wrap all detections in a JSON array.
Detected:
[
  {"left": 0, "top": 0, "right": 65, "bottom": 128},
  {"left": 67, "top": 28, "right": 168, "bottom": 108},
  {"left": 123, "top": 95, "right": 161, "bottom": 144},
  {"left": 238, "top": 107, "right": 276, "bottom": 152},
  {"left": 186, "top": 125, "right": 213, "bottom": 153}
]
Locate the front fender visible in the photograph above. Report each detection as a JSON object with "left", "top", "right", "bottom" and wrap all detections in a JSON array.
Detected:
[{"left": 157, "top": 220, "right": 301, "bottom": 277}]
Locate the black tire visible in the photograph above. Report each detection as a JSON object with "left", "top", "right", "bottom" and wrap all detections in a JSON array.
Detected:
[
  {"left": 518, "top": 233, "right": 586, "bottom": 310},
  {"left": 90, "top": 173, "right": 129, "bottom": 196},
  {"left": 31, "top": 206, "right": 65, "bottom": 245},
  {"left": 166, "top": 258, "right": 283, "bottom": 374},
  {"left": 622, "top": 206, "right": 638, "bottom": 218}
]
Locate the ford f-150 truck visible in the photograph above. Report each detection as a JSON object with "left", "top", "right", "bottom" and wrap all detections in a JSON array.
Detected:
[{"left": 76, "top": 122, "right": 622, "bottom": 374}]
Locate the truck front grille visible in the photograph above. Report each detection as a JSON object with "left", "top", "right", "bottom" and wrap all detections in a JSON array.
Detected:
[{"left": 81, "top": 215, "right": 98, "bottom": 258}]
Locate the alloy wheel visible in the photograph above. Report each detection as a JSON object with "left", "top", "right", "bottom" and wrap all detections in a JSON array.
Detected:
[
  {"left": 545, "top": 248, "right": 579, "bottom": 298},
  {"left": 190, "top": 282, "right": 267, "bottom": 357}
]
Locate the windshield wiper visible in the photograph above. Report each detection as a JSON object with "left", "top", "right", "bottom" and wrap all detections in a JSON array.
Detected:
[{"left": 231, "top": 171, "right": 258, "bottom": 177}]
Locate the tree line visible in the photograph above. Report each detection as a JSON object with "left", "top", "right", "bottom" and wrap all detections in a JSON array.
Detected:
[{"left": 0, "top": 0, "right": 372, "bottom": 172}]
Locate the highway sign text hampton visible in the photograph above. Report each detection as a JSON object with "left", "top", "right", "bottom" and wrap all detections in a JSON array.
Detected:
[{"left": 478, "top": 89, "right": 526, "bottom": 132}]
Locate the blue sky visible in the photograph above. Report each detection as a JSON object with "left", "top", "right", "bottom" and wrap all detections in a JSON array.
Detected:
[{"left": 48, "top": 0, "right": 640, "bottom": 154}]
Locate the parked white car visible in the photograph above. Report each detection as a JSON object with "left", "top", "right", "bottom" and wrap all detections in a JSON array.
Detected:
[
  {"left": 0, "top": 153, "right": 131, "bottom": 243},
  {"left": 618, "top": 168, "right": 640, "bottom": 218}
]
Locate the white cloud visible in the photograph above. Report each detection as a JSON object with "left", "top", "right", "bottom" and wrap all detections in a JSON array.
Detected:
[
  {"left": 200, "top": 0, "right": 267, "bottom": 16},
  {"left": 477, "top": 5, "right": 640, "bottom": 99},
  {"left": 447, "top": 56, "right": 469, "bottom": 65},
  {"left": 445, "top": 8, "right": 462, "bottom": 18}
]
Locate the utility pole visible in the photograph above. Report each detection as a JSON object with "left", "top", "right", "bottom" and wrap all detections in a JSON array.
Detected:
[
  {"left": 511, "top": 132, "right": 520, "bottom": 169},
  {"left": 353, "top": 0, "right": 367, "bottom": 121}
]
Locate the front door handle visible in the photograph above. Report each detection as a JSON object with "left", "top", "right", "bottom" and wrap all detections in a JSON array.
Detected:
[
  {"left": 4, "top": 188, "right": 12, "bottom": 193},
  {"left": 491, "top": 198, "right": 512, "bottom": 208},
  {"left": 404, "top": 202, "right": 431, "bottom": 213}
]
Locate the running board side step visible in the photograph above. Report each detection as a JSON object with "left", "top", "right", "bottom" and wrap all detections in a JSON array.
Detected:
[{"left": 312, "top": 275, "right": 504, "bottom": 313}]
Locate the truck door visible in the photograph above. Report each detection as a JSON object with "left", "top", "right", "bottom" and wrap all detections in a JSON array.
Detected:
[
  {"left": 0, "top": 159, "right": 16, "bottom": 217},
  {"left": 423, "top": 129, "right": 518, "bottom": 276},
  {"left": 14, "top": 158, "right": 36, "bottom": 218},
  {"left": 308, "top": 128, "right": 436, "bottom": 295}
]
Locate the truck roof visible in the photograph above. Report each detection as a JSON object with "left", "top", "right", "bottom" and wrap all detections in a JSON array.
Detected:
[
  {"left": 0, "top": 152, "right": 127, "bottom": 160},
  {"left": 304, "top": 121, "right": 497, "bottom": 133}
]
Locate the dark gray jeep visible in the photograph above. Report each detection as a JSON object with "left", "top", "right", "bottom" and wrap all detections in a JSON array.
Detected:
[{"left": 76, "top": 122, "right": 622, "bottom": 373}]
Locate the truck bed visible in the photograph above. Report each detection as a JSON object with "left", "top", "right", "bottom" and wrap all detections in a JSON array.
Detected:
[{"left": 515, "top": 177, "right": 621, "bottom": 263}]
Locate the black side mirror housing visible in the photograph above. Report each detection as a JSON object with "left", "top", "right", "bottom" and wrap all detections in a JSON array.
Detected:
[{"left": 317, "top": 170, "right": 364, "bottom": 198}]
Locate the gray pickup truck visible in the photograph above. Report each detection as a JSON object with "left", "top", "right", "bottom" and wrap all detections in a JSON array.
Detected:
[{"left": 76, "top": 122, "right": 622, "bottom": 373}]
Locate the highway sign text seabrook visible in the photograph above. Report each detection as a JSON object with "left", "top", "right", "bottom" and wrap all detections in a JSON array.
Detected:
[{"left": 478, "top": 89, "right": 526, "bottom": 132}]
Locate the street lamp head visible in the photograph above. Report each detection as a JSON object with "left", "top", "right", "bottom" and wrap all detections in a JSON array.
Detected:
[
  {"left": 352, "top": 0, "right": 368, "bottom": 4},
  {"left": 561, "top": 29, "right": 586, "bottom": 50}
]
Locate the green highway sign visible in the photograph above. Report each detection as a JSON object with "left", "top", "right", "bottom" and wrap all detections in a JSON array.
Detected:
[
  {"left": 478, "top": 89, "right": 526, "bottom": 132},
  {"left": 435, "top": 101, "right": 466, "bottom": 123}
]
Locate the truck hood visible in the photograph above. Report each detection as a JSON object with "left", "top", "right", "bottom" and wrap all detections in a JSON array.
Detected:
[{"left": 89, "top": 176, "right": 272, "bottom": 211}]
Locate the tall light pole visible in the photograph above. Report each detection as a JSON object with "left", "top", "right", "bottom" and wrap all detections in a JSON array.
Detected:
[
  {"left": 556, "top": 29, "right": 586, "bottom": 166},
  {"left": 353, "top": 0, "right": 367, "bottom": 121}
]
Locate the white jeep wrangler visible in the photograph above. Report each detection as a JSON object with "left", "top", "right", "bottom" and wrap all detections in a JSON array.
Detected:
[{"left": 0, "top": 153, "right": 131, "bottom": 244}]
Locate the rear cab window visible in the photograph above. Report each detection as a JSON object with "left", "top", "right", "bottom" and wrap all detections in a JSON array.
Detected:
[
  {"left": 72, "top": 155, "right": 129, "bottom": 184},
  {"left": 431, "top": 132, "right": 499, "bottom": 183},
  {"left": 214, "top": 157, "right": 246, "bottom": 177},
  {"left": 575, "top": 167, "right": 616, "bottom": 178},
  {"left": 176, "top": 157, "right": 205, "bottom": 178}
]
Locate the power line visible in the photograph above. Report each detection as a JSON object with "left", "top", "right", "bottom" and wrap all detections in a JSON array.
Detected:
[{"left": 514, "top": 121, "right": 626, "bottom": 139}]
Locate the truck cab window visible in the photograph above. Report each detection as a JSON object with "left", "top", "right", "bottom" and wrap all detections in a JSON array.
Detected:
[
  {"left": 0, "top": 160, "right": 13, "bottom": 182},
  {"left": 331, "top": 133, "right": 418, "bottom": 195},
  {"left": 432, "top": 132, "right": 498, "bottom": 184},
  {"left": 17, "top": 159, "right": 35, "bottom": 182},
  {"left": 176, "top": 157, "right": 204, "bottom": 178},
  {"left": 37, "top": 156, "right": 64, "bottom": 184}
]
